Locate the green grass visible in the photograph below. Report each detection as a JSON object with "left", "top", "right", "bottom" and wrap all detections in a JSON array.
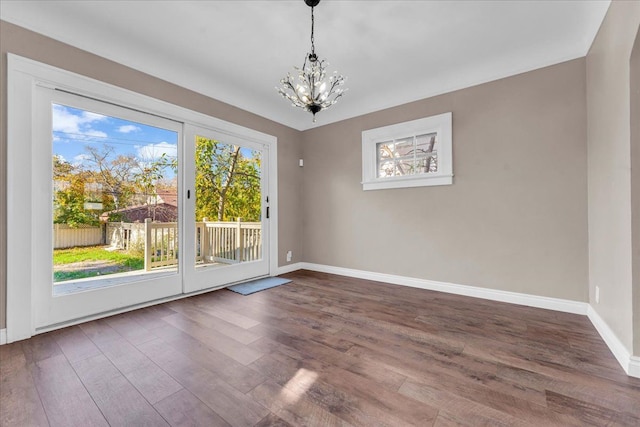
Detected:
[
  {"left": 54, "top": 245, "right": 143, "bottom": 266},
  {"left": 54, "top": 270, "right": 103, "bottom": 282},
  {"left": 53, "top": 245, "right": 144, "bottom": 282}
]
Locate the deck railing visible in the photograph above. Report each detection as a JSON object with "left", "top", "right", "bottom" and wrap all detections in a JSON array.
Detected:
[
  {"left": 144, "top": 218, "right": 178, "bottom": 270},
  {"left": 196, "top": 219, "right": 262, "bottom": 265},
  {"left": 106, "top": 219, "right": 261, "bottom": 271}
]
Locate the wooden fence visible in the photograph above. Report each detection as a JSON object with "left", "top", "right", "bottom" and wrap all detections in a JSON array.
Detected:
[{"left": 53, "top": 224, "right": 103, "bottom": 249}]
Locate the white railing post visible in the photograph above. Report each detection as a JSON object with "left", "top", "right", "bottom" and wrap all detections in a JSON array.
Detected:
[
  {"left": 144, "top": 218, "right": 152, "bottom": 271},
  {"left": 235, "top": 217, "right": 243, "bottom": 262},
  {"left": 202, "top": 217, "right": 209, "bottom": 263}
]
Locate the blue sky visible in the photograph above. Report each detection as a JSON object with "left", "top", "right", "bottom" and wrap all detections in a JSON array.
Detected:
[
  {"left": 52, "top": 104, "right": 260, "bottom": 181},
  {"left": 52, "top": 103, "right": 178, "bottom": 170}
]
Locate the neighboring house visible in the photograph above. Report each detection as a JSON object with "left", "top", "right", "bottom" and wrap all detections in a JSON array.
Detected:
[
  {"left": 100, "top": 203, "right": 177, "bottom": 223},
  {"left": 154, "top": 190, "right": 178, "bottom": 207}
]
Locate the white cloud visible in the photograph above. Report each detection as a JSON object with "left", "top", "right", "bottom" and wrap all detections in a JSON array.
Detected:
[
  {"left": 52, "top": 104, "right": 108, "bottom": 141},
  {"left": 72, "top": 153, "right": 92, "bottom": 166},
  {"left": 52, "top": 105, "right": 106, "bottom": 133},
  {"left": 136, "top": 142, "right": 177, "bottom": 160},
  {"left": 84, "top": 130, "right": 108, "bottom": 139},
  {"left": 117, "top": 125, "right": 141, "bottom": 134}
]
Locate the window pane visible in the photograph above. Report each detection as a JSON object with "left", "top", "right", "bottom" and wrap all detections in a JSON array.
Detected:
[
  {"left": 377, "top": 141, "right": 395, "bottom": 177},
  {"left": 394, "top": 137, "right": 414, "bottom": 158},
  {"left": 415, "top": 133, "right": 438, "bottom": 173}
]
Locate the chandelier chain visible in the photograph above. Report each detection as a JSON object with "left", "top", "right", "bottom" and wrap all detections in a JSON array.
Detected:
[{"left": 310, "top": 6, "right": 315, "bottom": 56}]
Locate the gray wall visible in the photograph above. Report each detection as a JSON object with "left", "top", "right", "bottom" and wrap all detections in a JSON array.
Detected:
[
  {"left": 631, "top": 26, "right": 640, "bottom": 355},
  {"left": 301, "top": 59, "right": 588, "bottom": 301},
  {"left": 586, "top": 1, "right": 640, "bottom": 353},
  {"left": 0, "top": 21, "right": 303, "bottom": 329}
]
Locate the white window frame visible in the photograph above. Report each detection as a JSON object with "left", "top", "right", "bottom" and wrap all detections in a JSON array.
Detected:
[{"left": 362, "top": 112, "right": 453, "bottom": 191}]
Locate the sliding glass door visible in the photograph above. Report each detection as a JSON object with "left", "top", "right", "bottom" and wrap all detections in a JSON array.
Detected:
[
  {"left": 182, "top": 124, "right": 270, "bottom": 292},
  {"left": 34, "top": 87, "right": 183, "bottom": 328}
]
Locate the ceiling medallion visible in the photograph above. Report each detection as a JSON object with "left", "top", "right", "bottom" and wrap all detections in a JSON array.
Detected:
[{"left": 276, "top": 0, "right": 347, "bottom": 123}]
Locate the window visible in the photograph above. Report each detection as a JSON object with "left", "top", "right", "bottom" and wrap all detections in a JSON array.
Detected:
[{"left": 362, "top": 112, "right": 452, "bottom": 190}]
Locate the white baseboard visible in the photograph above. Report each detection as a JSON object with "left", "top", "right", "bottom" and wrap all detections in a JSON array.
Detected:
[
  {"left": 275, "top": 262, "right": 304, "bottom": 276},
  {"left": 0, "top": 329, "right": 6, "bottom": 345},
  {"left": 298, "top": 262, "right": 588, "bottom": 315},
  {"left": 587, "top": 306, "right": 639, "bottom": 378},
  {"left": 629, "top": 357, "right": 640, "bottom": 378}
]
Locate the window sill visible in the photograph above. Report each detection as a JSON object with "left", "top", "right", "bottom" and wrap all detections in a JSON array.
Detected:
[{"left": 362, "top": 174, "right": 453, "bottom": 191}]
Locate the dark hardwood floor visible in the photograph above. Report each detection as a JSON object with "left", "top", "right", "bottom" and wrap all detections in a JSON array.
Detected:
[{"left": 2, "top": 270, "right": 639, "bottom": 426}]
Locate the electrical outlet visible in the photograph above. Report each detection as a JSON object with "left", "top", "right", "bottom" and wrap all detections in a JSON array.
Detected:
[
  {"left": 286, "top": 250, "right": 292, "bottom": 262},
  {"left": 595, "top": 286, "right": 600, "bottom": 304}
]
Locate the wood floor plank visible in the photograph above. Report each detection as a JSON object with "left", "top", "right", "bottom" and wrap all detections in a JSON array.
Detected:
[
  {"left": 249, "top": 379, "right": 353, "bottom": 427},
  {"left": 399, "top": 378, "right": 529, "bottom": 427},
  {"left": 137, "top": 338, "right": 269, "bottom": 427},
  {"left": 104, "top": 313, "right": 160, "bottom": 345},
  {"left": 497, "top": 362, "right": 640, "bottom": 415},
  {"left": 21, "top": 333, "right": 62, "bottom": 364},
  {"left": 94, "top": 337, "right": 183, "bottom": 404},
  {"left": 248, "top": 323, "right": 354, "bottom": 371},
  {"left": 30, "top": 354, "right": 108, "bottom": 427},
  {"left": 253, "top": 411, "right": 296, "bottom": 427},
  {"left": 162, "top": 313, "right": 264, "bottom": 365},
  {"left": 189, "top": 299, "right": 261, "bottom": 329},
  {"left": 165, "top": 301, "right": 261, "bottom": 344},
  {"left": 546, "top": 389, "right": 640, "bottom": 426},
  {"left": 151, "top": 323, "right": 267, "bottom": 393},
  {"left": 0, "top": 347, "right": 50, "bottom": 427},
  {"left": 79, "top": 319, "right": 122, "bottom": 346},
  {"left": 249, "top": 352, "right": 429, "bottom": 427},
  {"left": 72, "top": 354, "right": 169, "bottom": 426},
  {"left": 154, "top": 388, "right": 232, "bottom": 427},
  {"left": 52, "top": 326, "right": 101, "bottom": 363}
]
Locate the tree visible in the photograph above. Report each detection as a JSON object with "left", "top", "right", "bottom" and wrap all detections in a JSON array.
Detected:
[
  {"left": 195, "top": 137, "right": 261, "bottom": 222},
  {"left": 133, "top": 152, "right": 176, "bottom": 221},
  {"left": 84, "top": 145, "right": 138, "bottom": 210},
  {"left": 52, "top": 155, "right": 100, "bottom": 226}
]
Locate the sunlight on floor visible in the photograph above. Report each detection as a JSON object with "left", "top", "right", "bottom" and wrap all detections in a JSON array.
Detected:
[{"left": 280, "top": 368, "right": 319, "bottom": 404}]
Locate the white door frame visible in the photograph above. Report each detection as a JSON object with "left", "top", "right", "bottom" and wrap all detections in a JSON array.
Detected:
[{"left": 6, "top": 54, "right": 278, "bottom": 342}]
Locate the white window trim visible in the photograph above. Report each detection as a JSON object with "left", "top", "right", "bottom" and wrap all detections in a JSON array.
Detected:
[
  {"left": 6, "top": 54, "right": 279, "bottom": 342},
  {"left": 362, "top": 112, "right": 453, "bottom": 191}
]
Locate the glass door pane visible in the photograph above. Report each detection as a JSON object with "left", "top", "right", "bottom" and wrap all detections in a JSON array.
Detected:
[{"left": 194, "top": 136, "right": 262, "bottom": 267}]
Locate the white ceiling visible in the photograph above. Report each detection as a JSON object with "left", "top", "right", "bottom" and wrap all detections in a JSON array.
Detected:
[{"left": 1, "top": 0, "right": 610, "bottom": 131}]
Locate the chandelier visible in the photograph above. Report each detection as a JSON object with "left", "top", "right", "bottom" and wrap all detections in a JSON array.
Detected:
[{"left": 277, "top": 0, "right": 347, "bottom": 123}]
